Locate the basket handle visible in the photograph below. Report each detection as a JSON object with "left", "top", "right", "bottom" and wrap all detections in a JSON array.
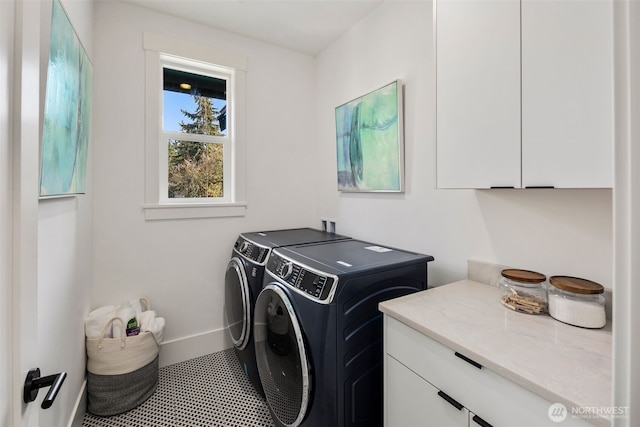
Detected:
[
  {"left": 97, "top": 317, "right": 125, "bottom": 349},
  {"left": 139, "top": 297, "right": 151, "bottom": 312}
]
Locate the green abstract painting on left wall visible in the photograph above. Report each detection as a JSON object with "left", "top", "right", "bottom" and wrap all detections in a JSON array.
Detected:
[{"left": 40, "top": 0, "right": 93, "bottom": 196}]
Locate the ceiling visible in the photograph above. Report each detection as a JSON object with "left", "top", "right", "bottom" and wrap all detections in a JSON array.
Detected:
[{"left": 124, "top": 0, "right": 384, "bottom": 56}]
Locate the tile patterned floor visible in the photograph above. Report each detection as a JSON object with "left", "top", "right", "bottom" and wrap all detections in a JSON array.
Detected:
[{"left": 83, "top": 349, "right": 274, "bottom": 427}]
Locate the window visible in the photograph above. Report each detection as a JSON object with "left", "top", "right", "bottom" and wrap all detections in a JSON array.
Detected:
[
  {"left": 162, "top": 58, "right": 229, "bottom": 201},
  {"left": 143, "top": 33, "right": 247, "bottom": 220}
]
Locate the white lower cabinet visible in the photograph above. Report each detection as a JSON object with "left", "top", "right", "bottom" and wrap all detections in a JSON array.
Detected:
[
  {"left": 386, "top": 355, "right": 469, "bottom": 426},
  {"left": 384, "top": 316, "right": 596, "bottom": 427}
]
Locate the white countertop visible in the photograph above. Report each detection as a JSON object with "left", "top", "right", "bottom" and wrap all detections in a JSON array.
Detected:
[{"left": 379, "top": 279, "right": 612, "bottom": 427}]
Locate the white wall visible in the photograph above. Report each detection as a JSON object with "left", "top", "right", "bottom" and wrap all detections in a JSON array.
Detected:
[
  {"left": 315, "top": 2, "right": 613, "bottom": 289},
  {"left": 0, "top": 0, "right": 15, "bottom": 424},
  {"left": 36, "top": 0, "right": 94, "bottom": 425},
  {"left": 91, "top": 1, "right": 317, "bottom": 362}
]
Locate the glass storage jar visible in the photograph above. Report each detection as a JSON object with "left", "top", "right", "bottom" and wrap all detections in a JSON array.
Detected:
[
  {"left": 548, "top": 276, "right": 606, "bottom": 329},
  {"left": 499, "top": 269, "right": 547, "bottom": 314}
]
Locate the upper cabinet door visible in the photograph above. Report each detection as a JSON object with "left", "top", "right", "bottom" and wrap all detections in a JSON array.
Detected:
[
  {"left": 521, "top": 0, "right": 613, "bottom": 188},
  {"left": 436, "top": 0, "right": 521, "bottom": 189}
]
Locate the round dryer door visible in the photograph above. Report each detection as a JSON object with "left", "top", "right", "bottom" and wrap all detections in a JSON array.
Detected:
[
  {"left": 224, "top": 257, "right": 251, "bottom": 350},
  {"left": 254, "top": 284, "right": 310, "bottom": 427}
]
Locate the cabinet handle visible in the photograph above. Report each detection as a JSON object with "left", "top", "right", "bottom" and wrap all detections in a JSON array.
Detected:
[
  {"left": 525, "top": 186, "right": 555, "bottom": 189},
  {"left": 489, "top": 186, "right": 515, "bottom": 189},
  {"left": 472, "top": 414, "right": 494, "bottom": 427},
  {"left": 454, "top": 352, "right": 483, "bottom": 369},
  {"left": 437, "top": 390, "right": 464, "bottom": 411}
]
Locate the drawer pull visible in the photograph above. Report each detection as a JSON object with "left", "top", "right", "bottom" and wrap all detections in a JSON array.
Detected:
[
  {"left": 454, "top": 352, "right": 483, "bottom": 369},
  {"left": 472, "top": 414, "right": 493, "bottom": 427},
  {"left": 437, "top": 390, "right": 464, "bottom": 411}
]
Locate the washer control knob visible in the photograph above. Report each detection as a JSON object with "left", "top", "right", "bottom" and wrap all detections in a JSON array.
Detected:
[
  {"left": 239, "top": 241, "right": 250, "bottom": 253},
  {"left": 281, "top": 261, "right": 294, "bottom": 279}
]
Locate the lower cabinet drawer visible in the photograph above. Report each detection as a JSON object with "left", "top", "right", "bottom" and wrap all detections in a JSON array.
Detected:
[
  {"left": 386, "top": 355, "right": 469, "bottom": 427},
  {"left": 384, "top": 316, "right": 595, "bottom": 427}
]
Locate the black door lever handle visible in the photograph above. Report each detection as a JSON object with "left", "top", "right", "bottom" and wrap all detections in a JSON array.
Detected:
[{"left": 23, "top": 368, "right": 67, "bottom": 409}]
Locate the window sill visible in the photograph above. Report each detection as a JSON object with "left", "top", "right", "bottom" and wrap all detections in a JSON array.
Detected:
[{"left": 143, "top": 202, "right": 247, "bottom": 221}]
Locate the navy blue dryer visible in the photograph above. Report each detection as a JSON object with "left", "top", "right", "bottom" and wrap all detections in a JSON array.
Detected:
[
  {"left": 224, "top": 228, "right": 350, "bottom": 397},
  {"left": 254, "top": 239, "right": 434, "bottom": 427}
]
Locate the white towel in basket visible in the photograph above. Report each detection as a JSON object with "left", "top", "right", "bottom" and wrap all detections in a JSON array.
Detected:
[
  {"left": 85, "top": 305, "right": 117, "bottom": 339},
  {"left": 139, "top": 310, "right": 165, "bottom": 344}
]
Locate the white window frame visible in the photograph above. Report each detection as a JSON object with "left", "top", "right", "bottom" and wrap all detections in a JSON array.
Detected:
[{"left": 143, "top": 32, "right": 247, "bottom": 220}]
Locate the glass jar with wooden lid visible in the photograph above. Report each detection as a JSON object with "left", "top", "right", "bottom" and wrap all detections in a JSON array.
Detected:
[
  {"left": 499, "top": 269, "right": 548, "bottom": 314},
  {"left": 548, "top": 276, "right": 606, "bottom": 328}
]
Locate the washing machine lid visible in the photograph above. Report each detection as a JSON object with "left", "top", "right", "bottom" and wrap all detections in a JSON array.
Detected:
[
  {"left": 241, "top": 228, "right": 350, "bottom": 248},
  {"left": 267, "top": 240, "right": 433, "bottom": 304},
  {"left": 274, "top": 239, "right": 434, "bottom": 277},
  {"left": 235, "top": 228, "right": 350, "bottom": 265}
]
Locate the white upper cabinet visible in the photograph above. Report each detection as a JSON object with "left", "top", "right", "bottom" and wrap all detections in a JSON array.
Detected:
[
  {"left": 436, "top": 0, "right": 613, "bottom": 189},
  {"left": 521, "top": 0, "right": 613, "bottom": 188},
  {"left": 436, "top": 0, "right": 521, "bottom": 189}
]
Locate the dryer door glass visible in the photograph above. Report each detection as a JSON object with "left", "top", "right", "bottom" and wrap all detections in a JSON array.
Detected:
[
  {"left": 254, "top": 284, "right": 310, "bottom": 427},
  {"left": 224, "top": 258, "right": 250, "bottom": 350}
]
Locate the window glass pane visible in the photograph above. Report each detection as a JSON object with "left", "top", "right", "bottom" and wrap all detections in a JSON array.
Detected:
[
  {"left": 168, "top": 140, "right": 224, "bottom": 198},
  {"left": 163, "top": 67, "right": 227, "bottom": 135},
  {"left": 163, "top": 91, "right": 196, "bottom": 133},
  {"left": 163, "top": 66, "right": 228, "bottom": 200}
]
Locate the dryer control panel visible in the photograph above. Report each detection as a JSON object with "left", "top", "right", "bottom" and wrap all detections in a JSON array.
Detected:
[
  {"left": 234, "top": 237, "right": 270, "bottom": 265},
  {"left": 267, "top": 253, "right": 337, "bottom": 303}
]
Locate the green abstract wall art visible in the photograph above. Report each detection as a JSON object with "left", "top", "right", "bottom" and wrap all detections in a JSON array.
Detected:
[
  {"left": 40, "top": 0, "right": 93, "bottom": 196},
  {"left": 335, "top": 80, "right": 404, "bottom": 192}
]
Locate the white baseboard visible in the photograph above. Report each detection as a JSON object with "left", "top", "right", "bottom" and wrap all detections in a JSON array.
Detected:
[
  {"left": 68, "top": 380, "right": 86, "bottom": 427},
  {"left": 159, "top": 327, "right": 233, "bottom": 368}
]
